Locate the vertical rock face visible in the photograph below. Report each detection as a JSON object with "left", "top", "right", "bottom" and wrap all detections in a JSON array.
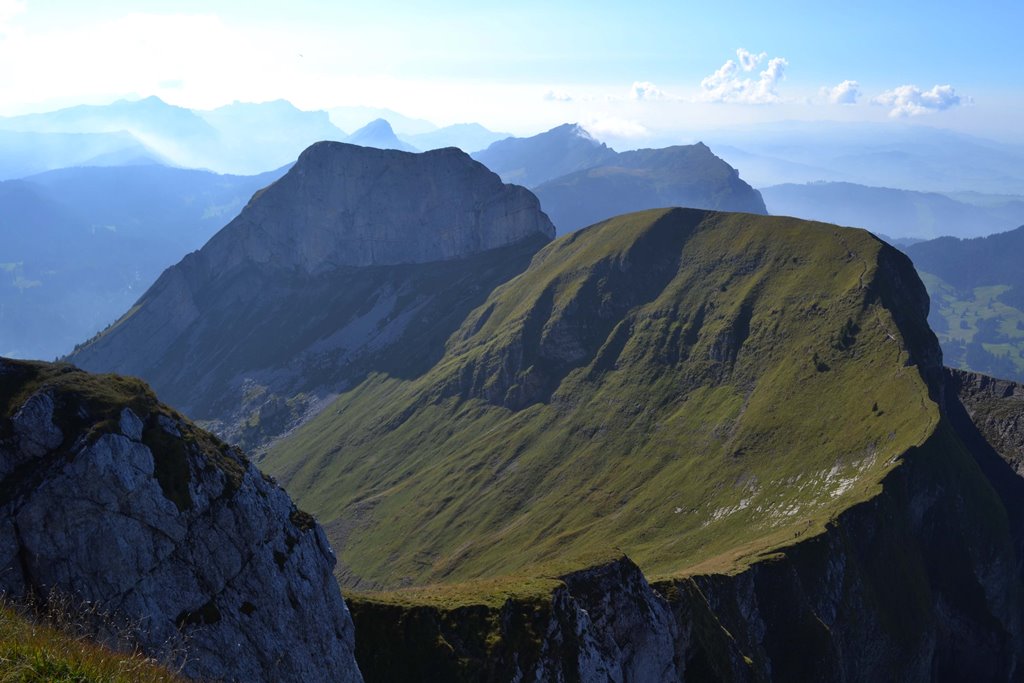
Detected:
[
  {"left": 201, "top": 141, "right": 554, "bottom": 273},
  {"left": 948, "top": 368, "right": 1024, "bottom": 473},
  {"left": 0, "top": 358, "right": 362, "bottom": 683}
]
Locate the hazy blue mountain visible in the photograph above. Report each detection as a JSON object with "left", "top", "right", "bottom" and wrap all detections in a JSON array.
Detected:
[
  {"left": 905, "top": 226, "right": 1024, "bottom": 383},
  {"left": 328, "top": 106, "right": 437, "bottom": 135},
  {"left": 706, "top": 122, "right": 1024, "bottom": 195},
  {"left": 0, "top": 97, "right": 347, "bottom": 174},
  {"left": 472, "top": 123, "right": 619, "bottom": 187},
  {"left": 534, "top": 143, "right": 767, "bottom": 234},
  {"left": 0, "top": 129, "right": 165, "bottom": 180},
  {"left": 345, "top": 119, "right": 419, "bottom": 152},
  {"left": 195, "top": 99, "right": 347, "bottom": 173},
  {"left": 0, "top": 95, "right": 215, "bottom": 140},
  {"left": 402, "top": 123, "right": 511, "bottom": 152},
  {"left": 0, "top": 164, "right": 285, "bottom": 360},
  {"left": 763, "top": 181, "right": 1024, "bottom": 240}
]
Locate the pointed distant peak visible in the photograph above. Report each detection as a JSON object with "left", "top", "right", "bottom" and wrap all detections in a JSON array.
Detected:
[
  {"left": 547, "top": 122, "right": 593, "bottom": 138},
  {"left": 118, "top": 95, "right": 170, "bottom": 108},
  {"left": 359, "top": 118, "right": 396, "bottom": 134}
]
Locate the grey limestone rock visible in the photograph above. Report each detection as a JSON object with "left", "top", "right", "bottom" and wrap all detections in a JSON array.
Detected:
[{"left": 0, "top": 359, "right": 362, "bottom": 683}]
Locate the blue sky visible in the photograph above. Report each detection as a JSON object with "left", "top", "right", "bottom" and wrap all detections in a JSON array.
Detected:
[{"left": 1, "top": 0, "right": 1021, "bottom": 140}]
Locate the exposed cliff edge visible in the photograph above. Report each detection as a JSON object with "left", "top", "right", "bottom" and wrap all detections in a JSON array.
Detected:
[
  {"left": 68, "top": 142, "right": 554, "bottom": 451},
  {"left": 0, "top": 358, "right": 362, "bottom": 683}
]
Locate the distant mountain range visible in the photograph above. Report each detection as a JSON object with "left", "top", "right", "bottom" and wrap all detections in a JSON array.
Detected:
[
  {"left": 328, "top": 105, "right": 438, "bottom": 136},
  {"left": 344, "top": 118, "right": 418, "bottom": 152},
  {"left": 401, "top": 122, "right": 511, "bottom": 153},
  {"left": 472, "top": 123, "right": 619, "bottom": 187},
  {"left": 0, "top": 164, "right": 286, "bottom": 360},
  {"left": 705, "top": 121, "right": 1024, "bottom": 195},
  {"left": 0, "top": 129, "right": 166, "bottom": 180},
  {"left": 535, "top": 143, "right": 767, "bottom": 232},
  {"left": 906, "top": 226, "right": 1024, "bottom": 383},
  {"left": 472, "top": 124, "right": 765, "bottom": 233},
  {"left": 762, "top": 181, "right": 1024, "bottom": 240},
  {"left": 0, "top": 96, "right": 346, "bottom": 174}
]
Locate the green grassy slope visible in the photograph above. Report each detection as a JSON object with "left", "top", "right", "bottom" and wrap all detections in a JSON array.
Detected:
[
  {"left": 264, "top": 208, "right": 941, "bottom": 594},
  {"left": 0, "top": 604, "right": 184, "bottom": 683}
]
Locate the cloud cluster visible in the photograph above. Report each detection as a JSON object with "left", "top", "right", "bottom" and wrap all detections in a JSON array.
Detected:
[
  {"left": 543, "top": 89, "right": 573, "bottom": 102},
  {"left": 629, "top": 81, "right": 667, "bottom": 101},
  {"left": 700, "top": 48, "right": 788, "bottom": 104},
  {"left": 824, "top": 80, "right": 860, "bottom": 105},
  {"left": 874, "top": 84, "right": 963, "bottom": 117},
  {"left": 584, "top": 115, "right": 649, "bottom": 139}
]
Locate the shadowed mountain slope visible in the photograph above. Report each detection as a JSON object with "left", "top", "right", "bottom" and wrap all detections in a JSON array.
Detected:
[{"left": 69, "top": 142, "right": 555, "bottom": 450}]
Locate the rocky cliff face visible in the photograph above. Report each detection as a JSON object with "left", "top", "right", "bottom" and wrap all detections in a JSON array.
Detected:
[
  {"left": 0, "top": 358, "right": 362, "bottom": 683},
  {"left": 68, "top": 142, "right": 554, "bottom": 451},
  {"left": 201, "top": 141, "right": 551, "bottom": 273},
  {"left": 948, "top": 368, "right": 1024, "bottom": 473}
]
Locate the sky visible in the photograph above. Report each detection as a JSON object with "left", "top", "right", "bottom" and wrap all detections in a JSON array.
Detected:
[{"left": 1, "top": 0, "right": 1022, "bottom": 141}]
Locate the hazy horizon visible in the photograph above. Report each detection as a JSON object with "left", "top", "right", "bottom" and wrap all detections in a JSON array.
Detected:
[{"left": 1, "top": 0, "right": 1021, "bottom": 143}]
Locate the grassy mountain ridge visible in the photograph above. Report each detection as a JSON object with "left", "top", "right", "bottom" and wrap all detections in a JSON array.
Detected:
[{"left": 264, "top": 208, "right": 941, "bottom": 592}]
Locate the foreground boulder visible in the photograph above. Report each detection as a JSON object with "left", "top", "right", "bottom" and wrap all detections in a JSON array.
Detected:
[{"left": 0, "top": 358, "right": 362, "bottom": 682}]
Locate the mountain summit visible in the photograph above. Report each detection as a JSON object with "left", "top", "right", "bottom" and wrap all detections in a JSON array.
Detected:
[
  {"left": 472, "top": 123, "right": 618, "bottom": 187},
  {"left": 69, "top": 142, "right": 555, "bottom": 448},
  {"left": 345, "top": 118, "right": 419, "bottom": 152}
]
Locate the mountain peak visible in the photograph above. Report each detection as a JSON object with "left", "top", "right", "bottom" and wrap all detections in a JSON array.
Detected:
[
  {"left": 473, "top": 123, "right": 618, "bottom": 187},
  {"left": 346, "top": 118, "right": 418, "bottom": 152}
]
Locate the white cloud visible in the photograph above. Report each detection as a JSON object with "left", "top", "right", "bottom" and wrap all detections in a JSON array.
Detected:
[
  {"left": 736, "top": 49, "right": 766, "bottom": 72},
  {"left": 700, "top": 49, "right": 788, "bottom": 104},
  {"left": 874, "top": 84, "right": 964, "bottom": 117},
  {"left": 543, "top": 88, "right": 573, "bottom": 102},
  {"left": 584, "top": 115, "right": 649, "bottom": 139},
  {"left": 824, "top": 80, "right": 861, "bottom": 105},
  {"left": 630, "top": 81, "right": 667, "bottom": 101}
]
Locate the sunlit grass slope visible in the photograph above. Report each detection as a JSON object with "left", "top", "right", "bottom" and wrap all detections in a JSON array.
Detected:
[
  {"left": 0, "top": 604, "right": 183, "bottom": 683},
  {"left": 263, "top": 208, "right": 941, "bottom": 594}
]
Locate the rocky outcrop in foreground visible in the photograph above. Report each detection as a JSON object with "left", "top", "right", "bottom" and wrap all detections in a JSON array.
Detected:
[{"left": 0, "top": 358, "right": 362, "bottom": 683}]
